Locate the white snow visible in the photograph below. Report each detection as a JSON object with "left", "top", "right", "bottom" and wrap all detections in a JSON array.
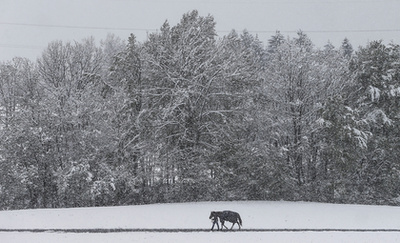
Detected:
[
  {"left": 1, "top": 201, "right": 400, "bottom": 242},
  {"left": 2, "top": 231, "right": 400, "bottom": 243},
  {"left": 368, "top": 85, "right": 381, "bottom": 101}
]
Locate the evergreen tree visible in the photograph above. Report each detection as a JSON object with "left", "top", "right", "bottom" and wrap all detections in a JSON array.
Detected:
[
  {"left": 267, "top": 31, "right": 285, "bottom": 54},
  {"left": 341, "top": 38, "right": 353, "bottom": 58},
  {"left": 324, "top": 41, "right": 335, "bottom": 52},
  {"left": 350, "top": 41, "right": 400, "bottom": 203}
]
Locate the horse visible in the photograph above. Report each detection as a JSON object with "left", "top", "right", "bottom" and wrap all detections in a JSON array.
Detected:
[{"left": 209, "top": 210, "right": 242, "bottom": 230}]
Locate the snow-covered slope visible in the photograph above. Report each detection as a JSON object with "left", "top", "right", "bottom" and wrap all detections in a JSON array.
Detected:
[
  {"left": 1, "top": 201, "right": 400, "bottom": 243},
  {"left": 1, "top": 201, "right": 400, "bottom": 230}
]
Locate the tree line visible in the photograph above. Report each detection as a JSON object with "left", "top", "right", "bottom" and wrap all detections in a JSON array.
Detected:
[{"left": 0, "top": 10, "right": 399, "bottom": 209}]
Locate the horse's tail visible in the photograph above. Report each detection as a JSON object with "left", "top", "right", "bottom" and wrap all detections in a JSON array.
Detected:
[{"left": 238, "top": 214, "right": 242, "bottom": 226}]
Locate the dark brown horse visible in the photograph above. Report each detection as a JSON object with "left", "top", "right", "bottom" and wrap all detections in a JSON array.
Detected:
[{"left": 209, "top": 210, "right": 242, "bottom": 230}]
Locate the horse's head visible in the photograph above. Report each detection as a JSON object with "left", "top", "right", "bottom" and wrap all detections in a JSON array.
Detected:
[{"left": 209, "top": 211, "right": 216, "bottom": 219}]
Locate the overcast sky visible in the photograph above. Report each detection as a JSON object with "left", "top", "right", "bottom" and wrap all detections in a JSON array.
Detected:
[{"left": 1, "top": 0, "right": 400, "bottom": 62}]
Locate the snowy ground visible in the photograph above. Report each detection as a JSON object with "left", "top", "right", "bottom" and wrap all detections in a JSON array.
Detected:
[{"left": 1, "top": 201, "right": 400, "bottom": 242}]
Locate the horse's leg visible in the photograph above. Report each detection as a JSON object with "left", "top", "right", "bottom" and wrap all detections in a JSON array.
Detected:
[
  {"left": 221, "top": 220, "right": 228, "bottom": 230},
  {"left": 230, "top": 222, "right": 235, "bottom": 230}
]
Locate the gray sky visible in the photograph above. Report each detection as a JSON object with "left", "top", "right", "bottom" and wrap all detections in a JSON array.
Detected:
[{"left": 1, "top": 0, "right": 400, "bottom": 61}]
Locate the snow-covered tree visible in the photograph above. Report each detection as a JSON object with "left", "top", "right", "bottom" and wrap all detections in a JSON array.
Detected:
[
  {"left": 340, "top": 37, "right": 353, "bottom": 58},
  {"left": 136, "top": 10, "right": 222, "bottom": 201},
  {"left": 262, "top": 33, "right": 359, "bottom": 201},
  {"left": 349, "top": 41, "right": 400, "bottom": 203},
  {"left": 0, "top": 58, "right": 41, "bottom": 208},
  {"left": 32, "top": 37, "right": 111, "bottom": 207},
  {"left": 267, "top": 31, "right": 285, "bottom": 54}
]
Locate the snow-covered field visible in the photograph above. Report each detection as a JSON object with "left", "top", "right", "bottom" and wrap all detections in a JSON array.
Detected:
[{"left": 1, "top": 201, "right": 400, "bottom": 242}]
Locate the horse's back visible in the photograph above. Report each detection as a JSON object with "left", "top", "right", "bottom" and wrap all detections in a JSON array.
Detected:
[
  {"left": 222, "top": 210, "right": 240, "bottom": 220},
  {"left": 223, "top": 210, "right": 239, "bottom": 216}
]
